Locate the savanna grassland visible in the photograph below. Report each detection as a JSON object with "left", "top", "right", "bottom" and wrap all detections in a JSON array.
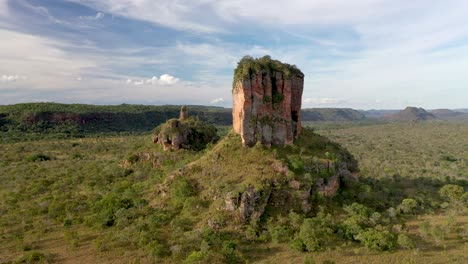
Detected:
[{"left": 0, "top": 121, "right": 466, "bottom": 264}]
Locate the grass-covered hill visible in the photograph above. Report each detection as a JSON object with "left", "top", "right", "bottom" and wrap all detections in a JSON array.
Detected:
[{"left": 1, "top": 122, "right": 466, "bottom": 263}]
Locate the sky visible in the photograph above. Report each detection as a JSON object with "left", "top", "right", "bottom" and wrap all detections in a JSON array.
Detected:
[{"left": 0, "top": 0, "right": 468, "bottom": 109}]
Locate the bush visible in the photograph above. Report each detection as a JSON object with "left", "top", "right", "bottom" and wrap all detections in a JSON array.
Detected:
[
  {"left": 25, "top": 153, "right": 51, "bottom": 162},
  {"left": 397, "top": 234, "right": 415, "bottom": 249},
  {"left": 340, "top": 203, "right": 372, "bottom": 240},
  {"left": 91, "top": 193, "right": 134, "bottom": 227},
  {"left": 268, "top": 224, "right": 293, "bottom": 244},
  {"left": 439, "top": 184, "right": 464, "bottom": 203},
  {"left": 355, "top": 228, "right": 397, "bottom": 251},
  {"left": 170, "top": 177, "right": 196, "bottom": 207},
  {"left": 399, "top": 198, "right": 418, "bottom": 214},
  {"left": 296, "top": 213, "right": 334, "bottom": 252}
]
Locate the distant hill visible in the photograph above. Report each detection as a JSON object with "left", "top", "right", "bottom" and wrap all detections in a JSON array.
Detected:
[
  {"left": 384, "top": 107, "right": 437, "bottom": 122},
  {"left": 361, "top": 109, "right": 400, "bottom": 119},
  {"left": 301, "top": 108, "right": 366, "bottom": 121},
  {"left": 455, "top": 108, "right": 468, "bottom": 113},
  {"left": 430, "top": 109, "right": 464, "bottom": 119}
]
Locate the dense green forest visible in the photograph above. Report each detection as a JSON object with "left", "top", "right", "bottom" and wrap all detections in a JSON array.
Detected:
[{"left": 0, "top": 103, "right": 231, "bottom": 142}]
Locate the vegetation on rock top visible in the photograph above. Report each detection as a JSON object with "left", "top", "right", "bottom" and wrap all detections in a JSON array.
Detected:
[{"left": 233, "top": 55, "right": 304, "bottom": 89}]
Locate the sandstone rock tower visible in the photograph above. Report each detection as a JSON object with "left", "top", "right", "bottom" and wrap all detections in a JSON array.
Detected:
[
  {"left": 232, "top": 55, "right": 304, "bottom": 147},
  {"left": 179, "top": 105, "right": 188, "bottom": 120}
]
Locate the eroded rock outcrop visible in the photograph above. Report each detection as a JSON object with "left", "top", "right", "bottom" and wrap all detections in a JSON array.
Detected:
[
  {"left": 232, "top": 56, "right": 304, "bottom": 147},
  {"left": 152, "top": 107, "right": 218, "bottom": 151},
  {"left": 238, "top": 187, "right": 271, "bottom": 223}
]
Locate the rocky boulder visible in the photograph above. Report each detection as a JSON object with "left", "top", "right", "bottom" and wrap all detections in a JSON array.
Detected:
[{"left": 232, "top": 55, "right": 304, "bottom": 147}]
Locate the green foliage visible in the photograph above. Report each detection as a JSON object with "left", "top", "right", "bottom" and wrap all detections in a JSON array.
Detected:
[
  {"left": 91, "top": 193, "right": 134, "bottom": 227},
  {"left": 439, "top": 184, "right": 465, "bottom": 202},
  {"left": 399, "top": 198, "right": 418, "bottom": 214},
  {"left": 340, "top": 203, "right": 372, "bottom": 240},
  {"left": 233, "top": 55, "right": 303, "bottom": 90},
  {"left": 25, "top": 153, "right": 51, "bottom": 162},
  {"left": 170, "top": 177, "right": 197, "bottom": 207},
  {"left": 295, "top": 213, "right": 335, "bottom": 252},
  {"left": 355, "top": 228, "right": 397, "bottom": 251},
  {"left": 0, "top": 103, "right": 231, "bottom": 143},
  {"left": 268, "top": 224, "right": 293, "bottom": 244},
  {"left": 397, "top": 234, "right": 415, "bottom": 249}
]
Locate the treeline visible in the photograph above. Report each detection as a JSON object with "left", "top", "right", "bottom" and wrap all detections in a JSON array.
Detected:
[
  {"left": 0, "top": 103, "right": 232, "bottom": 134},
  {"left": 0, "top": 103, "right": 368, "bottom": 142}
]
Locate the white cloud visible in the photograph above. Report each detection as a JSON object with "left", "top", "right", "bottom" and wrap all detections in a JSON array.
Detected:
[
  {"left": 158, "top": 74, "right": 179, "bottom": 85},
  {"left": 69, "top": 0, "right": 223, "bottom": 32},
  {"left": 303, "top": 98, "right": 346, "bottom": 105},
  {"left": 0, "top": 29, "right": 98, "bottom": 90},
  {"left": 79, "top": 12, "right": 105, "bottom": 20},
  {"left": 1, "top": 75, "right": 26, "bottom": 82},
  {"left": 127, "top": 74, "right": 180, "bottom": 86},
  {"left": 210, "top": 98, "right": 224, "bottom": 104}
]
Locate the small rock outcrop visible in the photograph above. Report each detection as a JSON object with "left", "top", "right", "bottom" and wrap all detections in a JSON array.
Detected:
[
  {"left": 152, "top": 107, "right": 218, "bottom": 151},
  {"left": 238, "top": 187, "right": 271, "bottom": 223},
  {"left": 232, "top": 55, "right": 304, "bottom": 147}
]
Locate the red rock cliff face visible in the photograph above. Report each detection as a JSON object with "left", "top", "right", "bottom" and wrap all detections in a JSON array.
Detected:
[{"left": 233, "top": 71, "right": 304, "bottom": 146}]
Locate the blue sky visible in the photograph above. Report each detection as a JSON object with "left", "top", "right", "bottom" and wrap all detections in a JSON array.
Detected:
[{"left": 0, "top": 0, "right": 467, "bottom": 109}]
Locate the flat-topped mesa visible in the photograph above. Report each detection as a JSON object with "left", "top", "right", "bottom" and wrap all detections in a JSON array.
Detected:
[{"left": 232, "top": 55, "right": 304, "bottom": 147}]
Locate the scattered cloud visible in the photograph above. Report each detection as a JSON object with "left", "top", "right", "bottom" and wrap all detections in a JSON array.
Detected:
[
  {"left": 79, "top": 12, "right": 104, "bottom": 20},
  {"left": 19, "top": 1, "right": 70, "bottom": 26},
  {"left": 303, "top": 98, "right": 347, "bottom": 105},
  {"left": 1, "top": 75, "right": 26, "bottom": 82},
  {"left": 210, "top": 98, "right": 225, "bottom": 104},
  {"left": 127, "top": 74, "right": 180, "bottom": 86},
  {"left": 158, "top": 74, "right": 180, "bottom": 85}
]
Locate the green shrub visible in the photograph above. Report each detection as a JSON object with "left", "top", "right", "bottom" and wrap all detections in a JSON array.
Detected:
[
  {"left": 170, "top": 177, "right": 196, "bottom": 207},
  {"left": 340, "top": 203, "right": 372, "bottom": 240},
  {"left": 296, "top": 213, "right": 334, "bottom": 252},
  {"left": 268, "top": 224, "right": 293, "bottom": 244},
  {"left": 399, "top": 198, "right": 418, "bottom": 214},
  {"left": 439, "top": 184, "right": 464, "bottom": 203},
  {"left": 91, "top": 193, "right": 134, "bottom": 227},
  {"left": 355, "top": 228, "right": 397, "bottom": 251},
  {"left": 397, "top": 234, "right": 415, "bottom": 249},
  {"left": 25, "top": 153, "right": 51, "bottom": 162}
]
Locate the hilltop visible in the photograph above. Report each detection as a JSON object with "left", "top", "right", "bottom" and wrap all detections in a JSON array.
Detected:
[
  {"left": 384, "top": 106, "right": 437, "bottom": 122},
  {"left": 431, "top": 109, "right": 465, "bottom": 119}
]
